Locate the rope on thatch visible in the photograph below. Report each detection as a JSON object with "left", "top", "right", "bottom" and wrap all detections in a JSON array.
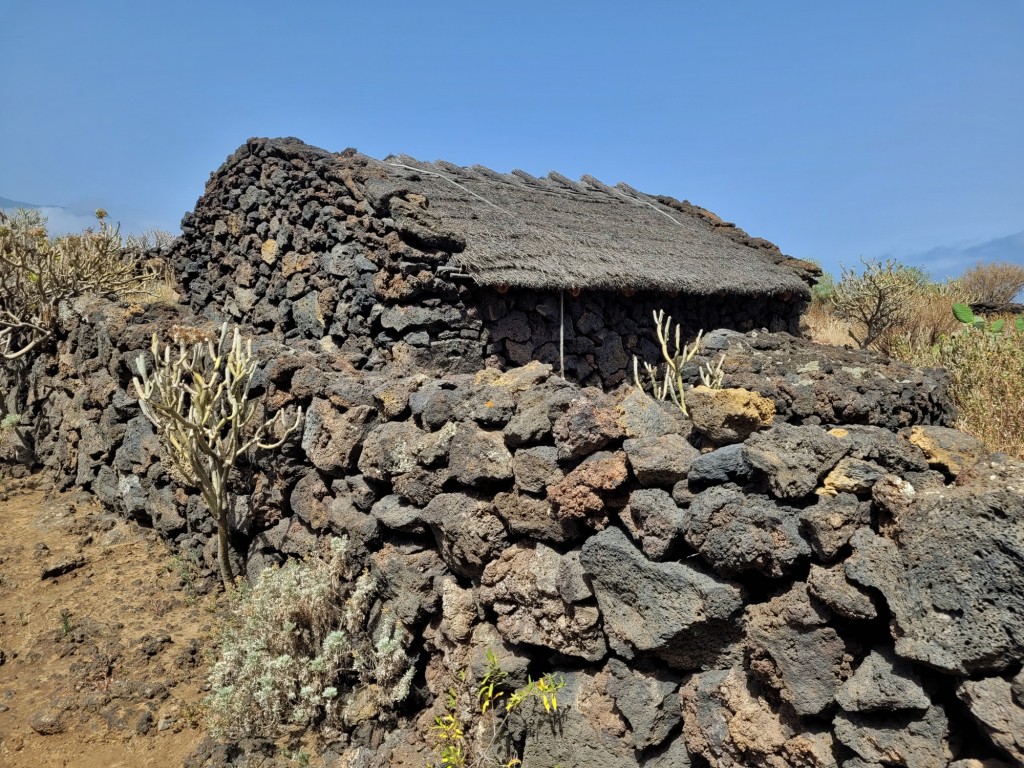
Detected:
[
  {"left": 606, "top": 181, "right": 691, "bottom": 229},
  {"left": 383, "top": 160, "right": 517, "bottom": 220},
  {"left": 384, "top": 159, "right": 588, "bottom": 288}
]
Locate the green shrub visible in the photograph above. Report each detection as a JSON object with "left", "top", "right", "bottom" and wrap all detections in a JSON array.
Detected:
[
  {"left": 810, "top": 270, "right": 836, "bottom": 305},
  {"left": 830, "top": 258, "right": 927, "bottom": 349},
  {"left": 206, "top": 536, "right": 416, "bottom": 739}
]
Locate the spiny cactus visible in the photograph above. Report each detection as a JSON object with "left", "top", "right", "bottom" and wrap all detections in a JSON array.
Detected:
[{"left": 132, "top": 322, "right": 302, "bottom": 586}]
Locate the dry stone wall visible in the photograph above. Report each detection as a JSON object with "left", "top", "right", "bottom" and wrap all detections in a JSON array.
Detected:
[{"left": 4, "top": 295, "right": 1024, "bottom": 767}]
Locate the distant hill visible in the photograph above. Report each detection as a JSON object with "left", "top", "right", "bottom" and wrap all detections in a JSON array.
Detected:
[{"left": 0, "top": 195, "right": 43, "bottom": 209}]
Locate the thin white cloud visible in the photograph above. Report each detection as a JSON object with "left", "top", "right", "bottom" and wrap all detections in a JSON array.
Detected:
[{"left": 905, "top": 230, "right": 1024, "bottom": 282}]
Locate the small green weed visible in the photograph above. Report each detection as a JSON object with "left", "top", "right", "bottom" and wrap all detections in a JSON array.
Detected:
[
  {"left": 169, "top": 553, "right": 199, "bottom": 601},
  {"left": 58, "top": 608, "right": 72, "bottom": 638},
  {"left": 428, "top": 649, "right": 565, "bottom": 768},
  {"left": 285, "top": 750, "right": 311, "bottom": 767}
]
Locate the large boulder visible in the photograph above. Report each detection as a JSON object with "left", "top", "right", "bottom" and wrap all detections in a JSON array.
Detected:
[
  {"left": 826, "top": 424, "right": 930, "bottom": 474},
  {"left": 836, "top": 647, "right": 931, "bottom": 713},
  {"left": 743, "top": 423, "right": 850, "bottom": 499},
  {"left": 906, "top": 425, "right": 988, "bottom": 477},
  {"left": 371, "top": 542, "right": 447, "bottom": 626},
  {"left": 832, "top": 705, "right": 951, "bottom": 768},
  {"left": 356, "top": 421, "right": 426, "bottom": 482},
  {"left": 685, "top": 485, "right": 810, "bottom": 578},
  {"left": 745, "top": 583, "right": 850, "bottom": 717},
  {"left": 480, "top": 542, "right": 606, "bottom": 662},
  {"left": 807, "top": 563, "right": 879, "bottom": 621},
  {"left": 518, "top": 669, "right": 636, "bottom": 768},
  {"left": 957, "top": 677, "right": 1024, "bottom": 765},
  {"left": 502, "top": 376, "right": 575, "bottom": 448},
  {"left": 447, "top": 424, "right": 514, "bottom": 486},
  {"left": 492, "top": 491, "right": 580, "bottom": 543},
  {"left": 552, "top": 392, "right": 625, "bottom": 460},
  {"left": 605, "top": 659, "right": 681, "bottom": 751},
  {"left": 615, "top": 387, "right": 688, "bottom": 440},
  {"left": 510, "top": 446, "right": 563, "bottom": 494},
  {"left": 580, "top": 526, "right": 743, "bottom": 669},
  {"left": 623, "top": 433, "right": 699, "bottom": 487},
  {"left": 818, "top": 457, "right": 885, "bottom": 497},
  {"left": 799, "top": 493, "right": 872, "bottom": 562},
  {"left": 680, "top": 666, "right": 838, "bottom": 768},
  {"left": 618, "top": 488, "right": 686, "bottom": 561},
  {"left": 687, "top": 443, "right": 756, "bottom": 487},
  {"left": 547, "top": 451, "right": 629, "bottom": 527},
  {"left": 686, "top": 385, "right": 775, "bottom": 445},
  {"left": 845, "top": 458, "right": 1024, "bottom": 674},
  {"left": 421, "top": 493, "right": 508, "bottom": 579}
]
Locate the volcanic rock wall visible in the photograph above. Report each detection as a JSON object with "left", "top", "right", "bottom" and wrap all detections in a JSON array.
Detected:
[
  {"left": 5, "top": 294, "right": 1023, "bottom": 767},
  {"left": 168, "top": 137, "right": 806, "bottom": 389},
  {"left": 472, "top": 287, "right": 803, "bottom": 389}
]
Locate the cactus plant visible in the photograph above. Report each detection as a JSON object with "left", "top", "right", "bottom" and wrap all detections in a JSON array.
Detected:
[
  {"left": 632, "top": 309, "right": 723, "bottom": 417},
  {"left": 952, "top": 303, "right": 1024, "bottom": 334},
  {"left": 132, "top": 322, "right": 302, "bottom": 587}
]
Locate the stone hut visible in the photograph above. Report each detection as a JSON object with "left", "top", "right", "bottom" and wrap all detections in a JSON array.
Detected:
[{"left": 172, "top": 137, "right": 820, "bottom": 387}]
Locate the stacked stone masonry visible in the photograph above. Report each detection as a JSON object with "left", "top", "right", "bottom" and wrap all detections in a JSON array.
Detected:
[
  {"left": 4, "top": 291, "right": 1024, "bottom": 767},
  {"left": 169, "top": 138, "right": 806, "bottom": 388}
]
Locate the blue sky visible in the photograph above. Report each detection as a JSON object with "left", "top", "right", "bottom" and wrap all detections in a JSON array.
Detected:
[{"left": 2, "top": 1, "right": 1022, "bottom": 281}]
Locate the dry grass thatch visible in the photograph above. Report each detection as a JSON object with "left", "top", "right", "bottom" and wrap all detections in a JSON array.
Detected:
[
  {"left": 360, "top": 153, "right": 814, "bottom": 296},
  {"left": 236, "top": 137, "right": 815, "bottom": 298}
]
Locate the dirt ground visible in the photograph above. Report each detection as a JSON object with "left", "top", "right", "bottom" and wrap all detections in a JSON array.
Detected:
[{"left": 0, "top": 477, "right": 218, "bottom": 768}]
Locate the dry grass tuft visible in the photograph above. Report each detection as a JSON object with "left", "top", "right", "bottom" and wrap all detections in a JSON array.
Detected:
[
  {"left": 931, "top": 327, "right": 1024, "bottom": 458},
  {"left": 804, "top": 301, "right": 857, "bottom": 348},
  {"left": 877, "top": 282, "right": 971, "bottom": 359}
]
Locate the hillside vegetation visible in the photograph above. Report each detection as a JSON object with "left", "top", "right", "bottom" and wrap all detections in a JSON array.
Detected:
[{"left": 806, "top": 258, "right": 1024, "bottom": 458}]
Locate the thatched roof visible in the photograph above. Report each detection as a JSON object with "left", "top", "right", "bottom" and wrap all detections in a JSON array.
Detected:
[{"left": 264, "top": 138, "right": 818, "bottom": 297}]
